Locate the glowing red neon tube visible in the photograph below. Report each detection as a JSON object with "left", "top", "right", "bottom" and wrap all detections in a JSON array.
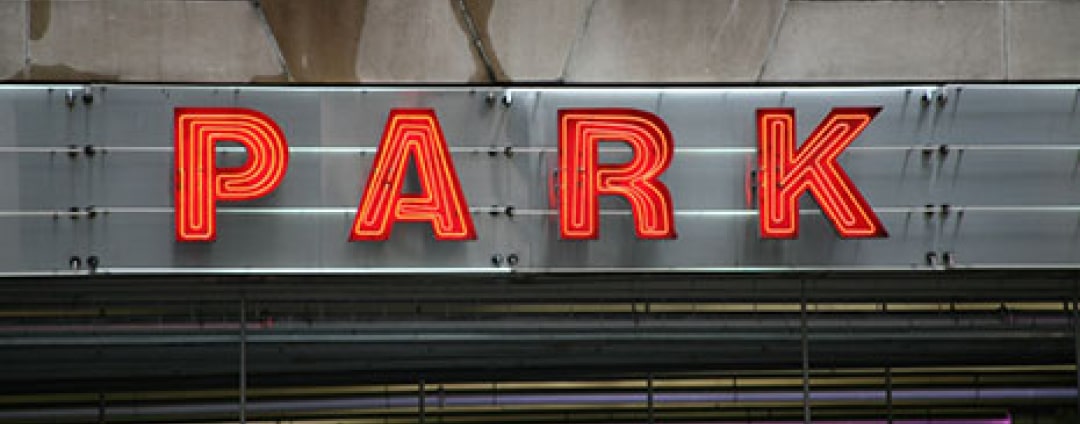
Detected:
[
  {"left": 350, "top": 109, "right": 476, "bottom": 241},
  {"left": 558, "top": 109, "right": 676, "bottom": 240},
  {"left": 757, "top": 107, "right": 886, "bottom": 239},
  {"left": 174, "top": 108, "right": 289, "bottom": 242}
]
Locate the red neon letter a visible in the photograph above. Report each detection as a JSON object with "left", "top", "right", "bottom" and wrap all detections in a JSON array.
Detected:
[
  {"left": 350, "top": 109, "right": 476, "bottom": 241},
  {"left": 174, "top": 108, "right": 289, "bottom": 242},
  {"left": 757, "top": 107, "right": 886, "bottom": 239},
  {"left": 559, "top": 109, "right": 676, "bottom": 239}
]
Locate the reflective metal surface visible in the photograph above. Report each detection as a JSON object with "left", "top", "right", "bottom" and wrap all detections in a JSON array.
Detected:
[{"left": 1, "top": 84, "right": 1079, "bottom": 274}]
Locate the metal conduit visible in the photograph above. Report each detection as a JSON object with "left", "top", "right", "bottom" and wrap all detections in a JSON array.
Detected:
[
  {"left": 0, "top": 388, "right": 1055, "bottom": 420},
  {"left": 4, "top": 144, "right": 1080, "bottom": 155}
]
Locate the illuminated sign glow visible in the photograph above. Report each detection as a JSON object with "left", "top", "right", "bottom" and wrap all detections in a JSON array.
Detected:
[
  {"left": 350, "top": 109, "right": 477, "bottom": 241},
  {"left": 558, "top": 109, "right": 676, "bottom": 240},
  {"left": 173, "top": 106, "right": 883, "bottom": 242},
  {"left": 757, "top": 108, "right": 886, "bottom": 239},
  {"left": 174, "top": 108, "right": 289, "bottom": 242}
]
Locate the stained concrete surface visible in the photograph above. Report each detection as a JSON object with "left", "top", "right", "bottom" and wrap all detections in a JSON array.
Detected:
[
  {"left": 260, "top": 0, "right": 366, "bottom": 82},
  {"left": 2, "top": 0, "right": 1080, "bottom": 83},
  {"left": 353, "top": 0, "right": 477, "bottom": 82},
  {"left": 0, "top": 1, "right": 26, "bottom": 80},
  {"left": 24, "top": 0, "right": 283, "bottom": 81},
  {"left": 449, "top": 0, "right": 506, "bottom": 82},
  {"left": 483, "top": 0, "right": 591, "bottom": 82},
  {"left": 762, "top": 1, "right": 1005, "bottom": 81},
  {"left": 1007, "top": 1, "right": 1080, "bottom": 80},
  {"left": 565, "top": 0, "right": 786, "bottom": 82}
]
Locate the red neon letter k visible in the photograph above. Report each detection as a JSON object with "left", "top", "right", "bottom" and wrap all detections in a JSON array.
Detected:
[{"left": 757, "top": 107, "right": 886, "bottom": 239}]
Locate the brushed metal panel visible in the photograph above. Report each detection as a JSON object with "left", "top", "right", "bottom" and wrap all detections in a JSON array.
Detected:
[{"left": 0, "top": 84, "right": 1074, "bottom": 274}]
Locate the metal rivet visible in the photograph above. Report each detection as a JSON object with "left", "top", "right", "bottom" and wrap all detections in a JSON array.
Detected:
[{"left": 936, "top": 91, "right": 948, "bottom": 107}]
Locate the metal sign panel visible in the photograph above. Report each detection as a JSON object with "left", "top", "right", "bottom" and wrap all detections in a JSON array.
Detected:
[{"left": 1, "top": 84, "right": 1079, "bottom": 275}]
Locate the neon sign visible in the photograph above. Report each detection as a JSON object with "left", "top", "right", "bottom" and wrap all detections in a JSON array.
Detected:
[
  {"left": 174, "top": 108, "right": 289, "bottom": 242},
  {"left": 174, "top": 107, "right": 884, "bottom": 242},
  {"left": 350, "top": 110, "right": 476, "bottom": 241},
  {"left": 757, "top": 108, "right": 886, "bottom": 238},
  {"left": 558, "top": 109, "right": 676, "bottom": 239}
]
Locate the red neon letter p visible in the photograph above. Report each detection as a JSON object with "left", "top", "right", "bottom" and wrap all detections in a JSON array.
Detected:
[
  {"left": 174, "top": 108, "right": 289, "bottom": 242},
  {"left": 757, "top": 107, "right": 885, "bottom": 239},
  {"left": 559, "top": 109, "right": 676, "bottom": 239}
]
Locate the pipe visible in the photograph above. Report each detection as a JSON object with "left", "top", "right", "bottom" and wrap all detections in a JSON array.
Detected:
[{"left": 0, "top": 387, "right": 1058, "bottom": 420}]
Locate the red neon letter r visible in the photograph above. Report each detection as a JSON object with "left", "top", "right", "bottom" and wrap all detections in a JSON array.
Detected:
[
  {"left": 559, "top": 109, "right": 676, "bottom": 239},
  {"left": 757, "top": 107, "right": 885, "bottom": 239},
  {"left": 174, "top": 108, "right": 289, "bottom": 242},
  {"left": 350, "top": 109, "right": 476, "bottom": 241}
]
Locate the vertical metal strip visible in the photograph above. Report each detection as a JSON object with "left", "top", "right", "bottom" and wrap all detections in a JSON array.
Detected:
[
  {"left": 239, "top": 297, "right": 248, "bottom": 424},
  {"left": 1074, "top": 298, "right": 1079, "bottom": 419},
  {"left": 97, "top": 392, "right": 105, "bottom": 424},
  {"left": 801, "top": 280, "right": 811, "bottom": 424},
  {"left": 419, "top": 379, "right": 426, "bottom": 424},
  {"left": 647, "top": 372, "right": 655, "bottom": 424},
  {"left": 887, "top": 366, "right": 894, "bottom": 424}
]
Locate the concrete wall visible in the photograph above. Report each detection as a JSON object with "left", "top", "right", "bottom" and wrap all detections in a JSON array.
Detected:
[{"left": 1, "top": 0, "right": 1078, "bottom": 83}]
